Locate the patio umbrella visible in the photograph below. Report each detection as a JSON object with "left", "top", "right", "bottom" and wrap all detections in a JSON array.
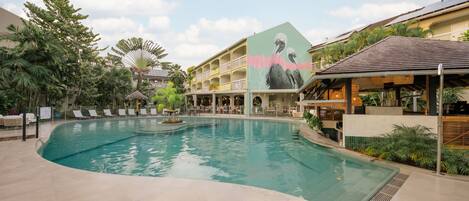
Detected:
[{"left": 126, "top": 91, "right": 148, "bottom": 114}]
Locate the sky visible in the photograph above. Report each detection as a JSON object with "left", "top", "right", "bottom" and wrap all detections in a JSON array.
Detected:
[{"left": 2, "top": 0, "right": 439, "bottom": 69}]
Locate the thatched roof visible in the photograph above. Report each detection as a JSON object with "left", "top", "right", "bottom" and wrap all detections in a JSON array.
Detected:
[{"left": 126, "top": 91, "right": 148, "bottom": 100}]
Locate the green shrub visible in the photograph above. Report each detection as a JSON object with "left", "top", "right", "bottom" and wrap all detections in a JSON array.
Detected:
[
  {"left": 442, "top": 149, "right": 469, "bottom": 175},
  {"left": 303, "top": 111, "right": 322, "bottom": 130},
  {"left": 157, "top": 104, "right": 165, "bottom": 113},
  {"left": 364, "top": 124, "right": 469, "bottom": 175}
]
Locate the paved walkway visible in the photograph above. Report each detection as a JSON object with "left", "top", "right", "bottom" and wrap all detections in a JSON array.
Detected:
[
  {"left": 0, "top": 120, "right": 303, "bottom": 201},
  {"left": 1, "top": 117, "right": 468, "bottom": 201},
  {"left": 391, "top": 172, "right": 469, "bottom": 201}
]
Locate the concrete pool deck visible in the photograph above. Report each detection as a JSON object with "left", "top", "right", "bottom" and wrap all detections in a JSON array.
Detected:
[{"left": 0, "top": 117, "right": 468, "bottom": 201}]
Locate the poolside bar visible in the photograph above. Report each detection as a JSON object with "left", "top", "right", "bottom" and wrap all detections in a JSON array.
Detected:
[{"left": 299, "top": 36, "right": 469, "bottom": 148}]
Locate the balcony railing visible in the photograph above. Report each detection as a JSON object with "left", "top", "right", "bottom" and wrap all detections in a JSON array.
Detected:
[
  {"left": 231, "top": 55, "right": 247, "bottom": 70},
  {"left": 219, "top": 83, "right": 231, "bottom": 91},
  {"left": 210, "top": 68, "right": 219, "bottom": 76},
  {"left": 232, "top": 79, "right": 246, "bottom": 90},
  {"left": 219, "top": 55, "right": 247, "bottom": 73}
]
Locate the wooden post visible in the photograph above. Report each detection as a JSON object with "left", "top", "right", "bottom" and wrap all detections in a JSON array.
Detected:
[
  {"left": 345, "top": 78, "right": 352, "bottom": 114},
  {"left": 428, "top": 76, "right": 438, "bottom": 116},
  {"left": 395, "top": 86, "right": 401, "bottom": 107}
]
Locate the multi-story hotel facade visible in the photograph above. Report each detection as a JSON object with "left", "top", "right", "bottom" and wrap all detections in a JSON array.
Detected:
[{"left": 185, "top": 22, "right": 312, "bottom": 115}]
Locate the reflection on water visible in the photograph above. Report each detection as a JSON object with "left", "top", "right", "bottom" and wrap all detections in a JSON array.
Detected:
[{"left": 41, "top": 118, "right": 396, "bottom": 201}]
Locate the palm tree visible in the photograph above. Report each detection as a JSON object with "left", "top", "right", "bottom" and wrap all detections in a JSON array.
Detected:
[
  {"left": 163, "top": 64, "right": 187, "bottom": 93},
  {"left": 108, "top": 37, "right": 168, "bottom": 90}
]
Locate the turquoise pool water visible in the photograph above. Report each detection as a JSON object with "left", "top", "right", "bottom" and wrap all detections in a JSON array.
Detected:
[{"left": 40, "top": 118, "right": 396, "bottom": 201}]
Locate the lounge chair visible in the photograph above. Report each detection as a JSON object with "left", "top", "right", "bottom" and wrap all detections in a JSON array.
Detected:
[
  {"left": 150, "top": 108, "right": 157, "bottom": 116},
  {"left": 73, "top": 110, "right": 89, "bottom": 119},
  {"left": 140, "top": 108, "right": 147, "bottom": 116},
  {"left": 103, "top": 109, "right": 114, "bottom": 117},
  {"left": 20, "top": 113, "right": 36, "bottom": 123},
  {"left": 3, "top": 115, "right": 23, "bottom": 127},
  {"left": 118, "top": 109, "right": 126, "bottom": 116},
  {"left": 88, "top": 109, "right": 101, "bottom": 118},
  {"left": 128, "top": 109, "right": 136, "bottom": 116}
]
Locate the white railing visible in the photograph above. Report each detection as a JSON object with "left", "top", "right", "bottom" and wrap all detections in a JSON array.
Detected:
[
  {"left": 203, "top": 71, "right": 210, "bottom": 78},
  {"left": 219, "top": 55, "right": 247, "bottom": 73},
  {"left": 232, "top": 79, "right": 246, "bottom": 90},
  {"left": 231, "top": 55, "right": 247, "bottom": 70}
]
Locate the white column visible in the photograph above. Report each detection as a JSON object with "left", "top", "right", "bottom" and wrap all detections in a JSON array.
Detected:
[
  {"left": 299, "top": 93, "right": 305, "bottom": 112},
  {"left": 193, "top": 94, "right": 197, "bottom": 107}
]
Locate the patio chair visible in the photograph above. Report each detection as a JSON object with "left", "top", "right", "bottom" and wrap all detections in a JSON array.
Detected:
[
  {"left": 128, "top": 109, "right": 136, "bottom": 116},
  {"left": 140, "top": 108, "right": 147, "bottom": 116},
  {"left": 162, "top": 108, "right": 169, "bottom": 116},
  {"left": 118, "top": 109, "right": 126, "bottom": 116},
  {"left": 175, "top": 108, "right": 180, "bottom": 115},
  {"left": 103, "top": 109, "right": 114, "bottom": 117},
  {"left": 20, "top": 113, "right": 36, "bottom": 123},
  {"left": 73, "top": 110, "right": 89, "bottom": 120},
  {"left": 88, "top": 109, "right": 101, "bottom": 118},
  {"left": 150, "top": 108, "right": 157, "bottom": 116}
]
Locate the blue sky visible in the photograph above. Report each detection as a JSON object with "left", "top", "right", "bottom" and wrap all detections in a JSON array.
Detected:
[{"left": 2, "top": 0, "right": 438, "bottom": 68}]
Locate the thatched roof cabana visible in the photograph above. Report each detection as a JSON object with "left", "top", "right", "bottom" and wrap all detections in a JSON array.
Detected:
[{"left": 126, "top": 91, "right": 148, "bottom": 100}]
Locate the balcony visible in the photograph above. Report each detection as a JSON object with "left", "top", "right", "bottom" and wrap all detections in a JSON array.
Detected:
[
  {"left": 210, "top": 68, "right": 219, "bottom": 77},
  {"left": 219, "top": 55, "right": 247, "bottom": 73},
  {"left": 232, "top": 79, "right": 246, "bottom": 90},
  {"left": 203, "top": 71, "right": 210, "bottom": 78},
  {"left": 219, "top": 83, "right": 231, "bottom": 91},
  {"left": 231, "top": 55, "right": 247, "bottom": 70}
]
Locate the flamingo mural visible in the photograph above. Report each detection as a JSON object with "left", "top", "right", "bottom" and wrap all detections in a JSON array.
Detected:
[{"left": 247, "top": 22, "right": 312, "bottom": 90}]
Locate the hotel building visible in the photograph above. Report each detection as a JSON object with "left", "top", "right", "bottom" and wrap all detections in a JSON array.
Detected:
[{"left": 185, "top": 22, "right": 312, "bottom": 115}]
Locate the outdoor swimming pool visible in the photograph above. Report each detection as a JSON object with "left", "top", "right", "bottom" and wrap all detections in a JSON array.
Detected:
[{"left": 40, "top": 118, "right": 396, "bottom": 201}]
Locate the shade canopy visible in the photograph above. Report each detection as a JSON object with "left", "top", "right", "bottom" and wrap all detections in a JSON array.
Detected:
[{"left": 126, "top": 90, "right": 148, "bottom": 100}]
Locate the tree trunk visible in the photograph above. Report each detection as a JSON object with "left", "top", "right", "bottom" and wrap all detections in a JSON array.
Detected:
[{"left": 136, "top": 73, "right": 143, "bottom": 91}]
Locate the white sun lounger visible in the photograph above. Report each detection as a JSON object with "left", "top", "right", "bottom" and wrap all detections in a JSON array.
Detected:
[
  {"left": 73, "top": 110, "right": 89, "bottom": 119},
  {"left": 118, "top": 109, "right": 126, "bottom": 116},
  {"left": 103, "top": 109, "right": 114, "bottom": 117},
  {"left": 140, "top": 108, "right": 147, "bottom": 115},
  {"left": 150, "top": 108, "right": 157, "bottom": 115},
  {"left": 88, "top": 109, "right": 101, "bottom": 118},
  {"left": 128, "top": 109, "right": 136, "bottom": 116}
]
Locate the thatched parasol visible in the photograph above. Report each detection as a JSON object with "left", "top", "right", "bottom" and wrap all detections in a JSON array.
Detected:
[{"left": 126, "top": 90, "right": 148, "bottom": 100}]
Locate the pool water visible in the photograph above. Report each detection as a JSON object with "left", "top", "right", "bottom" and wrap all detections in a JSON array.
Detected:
[{"left": 40, "top": 118, "right": 396, "bottom": 201}]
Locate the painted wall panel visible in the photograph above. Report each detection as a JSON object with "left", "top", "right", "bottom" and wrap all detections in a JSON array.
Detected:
[{"left": 247, "top": 22, "right": 312, "bottom": 90}]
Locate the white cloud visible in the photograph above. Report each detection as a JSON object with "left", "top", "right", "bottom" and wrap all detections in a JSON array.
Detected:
[
  {"left": 85, "top": 17, "right": 139, "bottom": 33},
  {"left": 305, "top": 28, "right": 342, "bottom": 45},
  {"left": 72, "top": 0, "right": 177, "bottom": 17},
  {"left": 198, "top": 17, "right": 263, "bottom": 34},
  {"left": 148, "top": 16, "right": 170, "bottom": 31},
  {"left": 2, "top": 3, "right": 27, "bottom": 18},
  {"left": 329, "top": 2, "right": 421, "bottom": 24},
  {"left": 174, "top": 43, "right": 219, "bottom": 58}
]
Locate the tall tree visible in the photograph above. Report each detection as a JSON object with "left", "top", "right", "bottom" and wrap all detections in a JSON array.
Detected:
[
  {"left": 108, "top": 37, "right": 168, "bottom": 90},
  {"left": 24, "top": 0, "right": 102, "bottom": 110},
  {"left": 313, "top": 22, "right": 430, "bottom": 67},
  {"left": 0, "top": 22, "right": 66, "bottom": 111},
  {"left": 163, "top": 64, "right": 187, "bottom": 93}
]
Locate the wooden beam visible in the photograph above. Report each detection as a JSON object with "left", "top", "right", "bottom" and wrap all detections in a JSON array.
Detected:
[{"left": 345, "top": 78, "right": 352, "bottom": 114}]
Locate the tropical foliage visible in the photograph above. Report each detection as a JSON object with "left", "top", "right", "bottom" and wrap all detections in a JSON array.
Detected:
[
  {"left": 303, "top": 111, "right": 323, "bottom": 130},
  {"left": 163, "top": 64, "right": 187, "bottom": 93},
  {"left": 108, "top": 37, "right": 168, "bottom": 90},
  {"left": 360, "top": 92, "right": 381, "bottom": 106},
  {"left": 313, "top": 22, "right": 430, "bottom": 67},
  {"left": 460, "top": 30, "right": 469, "bottom": 41},
  {"left": 0, "top": 0, "right": 135, "bottom": 114},
  {"left": 152, "top": 82, "right": 184, "bottom": 111},
  {"left": 364, "top": 125, "right": 469, "bottom": 175}
]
